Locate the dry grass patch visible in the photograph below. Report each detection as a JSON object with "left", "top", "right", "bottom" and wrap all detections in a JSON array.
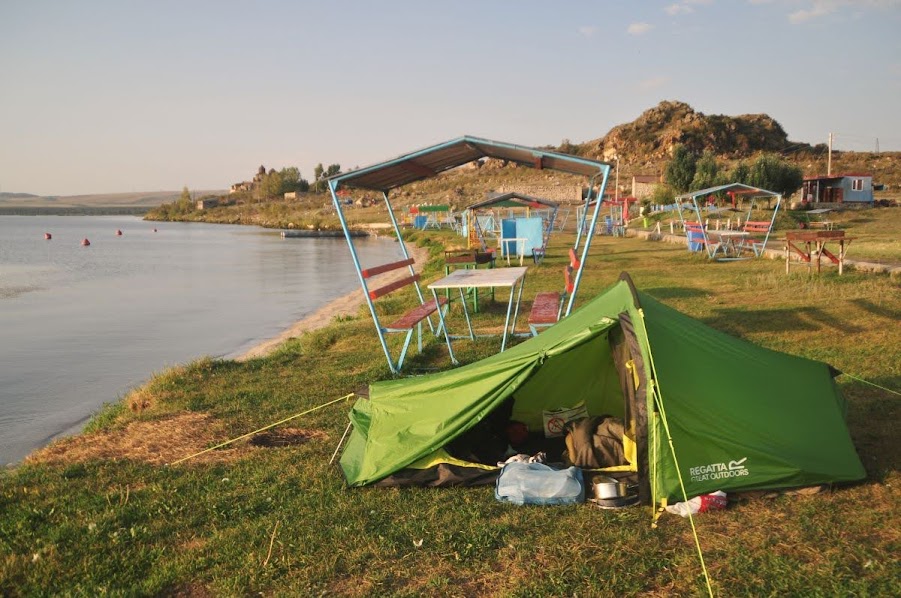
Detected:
[
  {"left": 25, "top": 412, "right": 239, "bottom": 466},
  {"left": 249, "top": 427, "right": 327, "bottom": 448}
]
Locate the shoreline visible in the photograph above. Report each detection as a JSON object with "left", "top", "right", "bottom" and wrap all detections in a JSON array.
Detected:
[{"left": 235, "top": 242, "right": 431, "bottom": 361}]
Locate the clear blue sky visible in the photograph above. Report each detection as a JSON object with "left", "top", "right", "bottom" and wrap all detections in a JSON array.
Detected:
[{"left": 2, "top": 0, "right": 899, "bottom": 195}]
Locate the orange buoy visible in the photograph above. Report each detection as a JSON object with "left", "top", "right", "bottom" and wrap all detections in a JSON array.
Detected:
[
  {"left": 44, "top": 233, "right": 52, "bottom": 240},
  {"left": 81, "top": 238, "right": 91, "bottom": 246},
  {"left": 115, "top": 229, "right": 123, "bottom": 236}
]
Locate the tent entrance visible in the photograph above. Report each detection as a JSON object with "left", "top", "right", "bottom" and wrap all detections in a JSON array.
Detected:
[{"left": 373, "top": 316, "right": 651, "bottom": 496}]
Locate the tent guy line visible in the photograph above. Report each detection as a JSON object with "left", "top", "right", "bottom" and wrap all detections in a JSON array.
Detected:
[{"left": 168, "top": 393, "right": 354, "bottom": 466}]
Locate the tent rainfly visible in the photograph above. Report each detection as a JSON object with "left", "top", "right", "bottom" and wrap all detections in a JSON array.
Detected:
[{"left": 340, "top": 273, "right": 865, "bottom": 510}]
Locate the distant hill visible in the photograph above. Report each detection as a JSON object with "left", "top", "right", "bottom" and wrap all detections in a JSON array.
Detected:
[
  {"left": 0, "top": 192, "right": 41, "bottom": 200},
  {"left": 0, "top": 190, "right": 227, "bottom": 208}
]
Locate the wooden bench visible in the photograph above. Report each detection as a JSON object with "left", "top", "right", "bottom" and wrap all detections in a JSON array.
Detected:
[
  {"left": 528, "top": 248, "right": 580, "bottom": 335},
  {"left": 362, "top": 258, "right": 448, "bottom": 370},
  {"left": 741, "top": 220, "right": 774, "bottom": 256}
]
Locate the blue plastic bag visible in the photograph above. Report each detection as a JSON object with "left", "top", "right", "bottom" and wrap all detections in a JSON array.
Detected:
[{"left": 494, "top": 462, "right": 585, "bottom": 506}]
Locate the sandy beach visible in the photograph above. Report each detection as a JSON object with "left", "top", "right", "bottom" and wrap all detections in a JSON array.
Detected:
[{"left": 236, "top": 242, "right": 431, "bottom": 361}]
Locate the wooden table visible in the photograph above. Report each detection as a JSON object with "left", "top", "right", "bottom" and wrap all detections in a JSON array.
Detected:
[
  {"left": 428, "top": 267, "right": 528, "bottom": 362},
  {"left": 783, "top": 230, "right": 853, "bottom": 274}
]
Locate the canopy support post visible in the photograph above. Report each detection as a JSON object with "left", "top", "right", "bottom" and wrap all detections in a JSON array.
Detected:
[
  {"left": 383, "top": 190, "right": 438, "bottom": 333},
  {"left": 329, "top": 180, "right": 398, "bottom": 373},
  {"left": 689, "top": 195, "right": 715, "bottom": 258},
  {"left": 566, "top": 168, "right": 611, "bottom": 317}
]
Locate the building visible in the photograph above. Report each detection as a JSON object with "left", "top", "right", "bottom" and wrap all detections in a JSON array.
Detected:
[
  {"left": 496, "top": 184, "right": 582, "bottom": 202},
  {"left": 802, "top": 173, "right": 874, "bottom": 205},
  {"left": 229, "top": 165, "right": 268, "bottom": 194},
  {"left": 196, "top": 198, "right": 219, "bottom": 210},
  {"left": 631, "top": 174, "right": 661, "bottom": 199}
]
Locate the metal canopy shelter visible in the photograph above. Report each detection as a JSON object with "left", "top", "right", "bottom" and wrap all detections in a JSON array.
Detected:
[
  {"left": 465, "top": 192, "right": 560, "bottom": 256},
  {"left": 675, "top": 183, "right": 782, "bottom": 260},
  {"left": 327, "top": 135, "right": 611, "bottom": 373}
]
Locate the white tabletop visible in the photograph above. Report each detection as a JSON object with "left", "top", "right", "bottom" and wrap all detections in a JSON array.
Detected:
[
  {"left": 710, "top": 231, "right": 750, "bottom": 237},
  {"left": 428, "top": 267, "right": 527, "bottom": 290}
]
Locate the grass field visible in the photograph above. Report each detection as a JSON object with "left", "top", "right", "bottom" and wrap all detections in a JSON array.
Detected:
[{"left": 1, "top": 228, "right": 899, "bottom": 596}]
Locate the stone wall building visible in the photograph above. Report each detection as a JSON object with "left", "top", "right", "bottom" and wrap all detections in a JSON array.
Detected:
[
  {"left": 496, "top": 184, "right": 582, "bottom": 202},
  {"left": 632, "top": 174, "right": 661, "bottom": 199}
]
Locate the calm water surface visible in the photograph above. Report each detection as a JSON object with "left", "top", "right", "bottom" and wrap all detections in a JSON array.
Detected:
[{"left": 0, "top": 215, "right": 402, "bottom": 464}]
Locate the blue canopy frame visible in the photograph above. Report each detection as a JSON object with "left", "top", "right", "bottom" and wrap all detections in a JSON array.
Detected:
[
  {"left": 675, "top": 183, "right": 782, "bottom": 261},
  {"left": 327, "top": 135, "right": 611, "bottom": 373}
]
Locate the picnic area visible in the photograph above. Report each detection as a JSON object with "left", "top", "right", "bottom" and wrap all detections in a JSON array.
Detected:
[{"left": 3, "top": 206, "right": 899, "bottom": 595}]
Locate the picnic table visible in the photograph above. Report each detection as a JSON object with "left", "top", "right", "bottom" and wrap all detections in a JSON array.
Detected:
[
  {"left": 803, "top": 208, "right": 835, "bottom": 230},
  {"left": 443, "top": 250, "right": 496, "bottom": 312},
  {"left": 428, "top": 266, "right": 528, "bottom": 362},
  {"left": 708, "top": 230, "right": 751, "bottom": 259},
  {"left": 783, "top": 230, "right": 853, "bottom": 275}
]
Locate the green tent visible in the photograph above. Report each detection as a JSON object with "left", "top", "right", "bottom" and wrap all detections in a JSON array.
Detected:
[{"left": 340, "top": 274, "right": 865, "bottom": 507}]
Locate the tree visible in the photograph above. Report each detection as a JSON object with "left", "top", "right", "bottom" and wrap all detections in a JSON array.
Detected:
[
  {"left": 690, "top": 151, "right": 720, "bottom": 191},
  {"left": 312, "top": 163, "right": 342, "bottom": 193},
  {"left": 747, "top": 154, "right": 804, "bottom": 198},
  {"left": 261, "top": 170, "right": 283, "bottom": 199},
  {"left": 277, "top": 167, "right": 310, "bottom": 194},
  {"left": 664, "top": 145, "right": 696, "bottom": 193},
  {"left": 730, "top": 161, "right": 751, "bottom": 186},
  {"left": 176, "top": 186, "right": 193, "bottom": 212}
]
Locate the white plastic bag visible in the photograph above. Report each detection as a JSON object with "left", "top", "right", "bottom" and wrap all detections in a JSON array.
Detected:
[{"left": 665, "top": 491, "right": 727, "bottom": 517}]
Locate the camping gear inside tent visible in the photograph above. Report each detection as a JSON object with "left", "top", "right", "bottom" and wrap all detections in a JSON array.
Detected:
[{"left": 339, "top": 273, "right": 865, "bottom": 509}]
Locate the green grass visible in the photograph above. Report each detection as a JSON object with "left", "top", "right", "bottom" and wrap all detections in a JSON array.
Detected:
[{"left": 1, "top": 228, "right": 899, "bottom": 596}]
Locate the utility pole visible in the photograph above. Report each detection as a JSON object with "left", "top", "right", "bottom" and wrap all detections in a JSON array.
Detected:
[
  {"left": 614, "top": 155, "right": 619, "bottom": 202},
  {"left": 875, "top": 138, "right": 880, "bottom": 154},
  {"left": 827, "top": 132, "right": 833, "bottom": 176}
]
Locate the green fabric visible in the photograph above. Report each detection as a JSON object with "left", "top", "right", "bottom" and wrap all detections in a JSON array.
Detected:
[
  {"left": 638, "top": 293, "right": 865, "bottom": 500},
  {"left": 340, "top": 282, "right": 633, "bottom": 487},
  {"left": 340, "top": 278, "right": 865, "bottom": 501}
]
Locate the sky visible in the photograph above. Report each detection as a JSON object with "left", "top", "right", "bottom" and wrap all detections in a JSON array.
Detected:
[{"left": 1, "top": 0, "right": 900, "bottom": 196}]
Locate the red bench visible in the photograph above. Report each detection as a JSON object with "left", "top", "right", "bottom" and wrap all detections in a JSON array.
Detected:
[
  {"left": 362, "top": 258, "right": 448, "bottom": 370},
  {"left": 528, "top": 248, "right": 579, "bottom": 335},
  {"left": 742, "top": 220, "right": 774, "bottom": 256}
]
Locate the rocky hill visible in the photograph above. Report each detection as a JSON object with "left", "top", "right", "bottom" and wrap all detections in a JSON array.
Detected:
[{"left": 574, "top": 100, "right": 821, "bottom": 162}]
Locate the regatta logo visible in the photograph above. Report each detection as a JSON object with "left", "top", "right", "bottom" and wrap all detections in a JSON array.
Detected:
[{"left": 689, "top": 458, "right": 749, "bottom": 482}]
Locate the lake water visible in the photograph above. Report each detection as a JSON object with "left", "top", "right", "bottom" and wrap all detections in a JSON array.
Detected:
[{"left": 0, "top": 215, "right": 403, "bottom": 464}]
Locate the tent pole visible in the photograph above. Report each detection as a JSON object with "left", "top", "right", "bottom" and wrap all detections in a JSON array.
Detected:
[
  {"left": 636, "top": 307, "right": 715, "bottom": 597},
  {"left": 329, "top": 422, "right": 353, "bottom": 465},
  {"left": 329, "top": 181, "right": 397, "bottom": 373}
]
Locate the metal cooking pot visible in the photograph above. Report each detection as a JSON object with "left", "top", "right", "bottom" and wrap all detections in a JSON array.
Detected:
[{"left": 591, "top": 476, "right": 628, "bottom": 500}]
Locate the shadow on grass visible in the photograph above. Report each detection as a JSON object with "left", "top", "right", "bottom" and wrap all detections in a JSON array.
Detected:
[
  {"left": 850, "top": 298, "right": 901, "bottom": 321},
  {"left": 844, "top": 379, "right": 900, "bottom": 481},
  {"left": 704, "top": 306, "right": 864, "bottom": 334}
]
